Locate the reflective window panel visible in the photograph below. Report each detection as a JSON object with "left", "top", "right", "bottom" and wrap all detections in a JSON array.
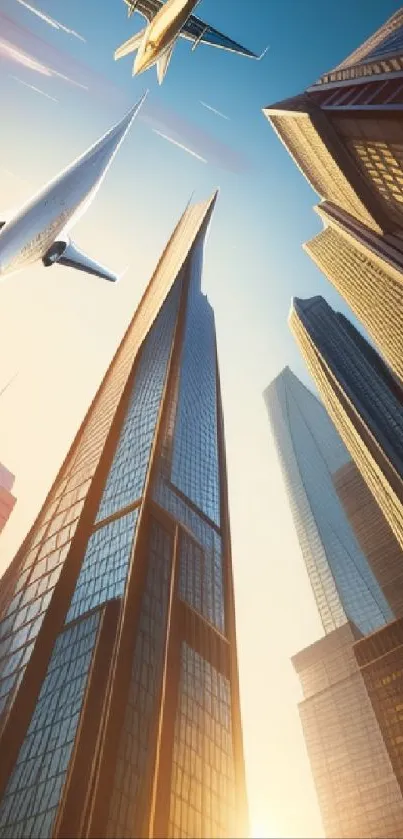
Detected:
[
  {"left": 0, "top": 612, "right": 100, "bottom": 838},
  {"left": 107, "top": 518, "right": 172, "bottom": 838}
]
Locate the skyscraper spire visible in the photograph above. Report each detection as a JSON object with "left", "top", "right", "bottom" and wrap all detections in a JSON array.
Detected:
[{"left": 0, "top": 193, "right": 247, "bottom": 839}]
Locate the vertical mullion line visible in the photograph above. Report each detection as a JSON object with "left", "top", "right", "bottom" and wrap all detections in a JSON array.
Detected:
[
  {"left": 85, "top": 247, "right": 192, "bottom": 838},
  {"left": 214, "top": 340, "right": 249, "bottom": 838},
  {"left": 147, "top": 523, "right": 179, "bottom": 838}
]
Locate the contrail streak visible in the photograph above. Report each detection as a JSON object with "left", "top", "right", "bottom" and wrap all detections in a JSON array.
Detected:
[
  {"left": 200, "top": 101, "right": 230, "bottom": 120},
  {"left": 10, "top": 74, "right": 58, "bottom": 102},
  {"left": 14, "top": 0, "right": 86, "bottom": 42},
  {"left": 152, "top": 129, "right": 207, "bottom": 163}
]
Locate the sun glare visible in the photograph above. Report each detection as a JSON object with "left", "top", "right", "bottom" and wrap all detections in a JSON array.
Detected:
[{"left": 250, "top": 820, "right": 279, "bottom": 839}]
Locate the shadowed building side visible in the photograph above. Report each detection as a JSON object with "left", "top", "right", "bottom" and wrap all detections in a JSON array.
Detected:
[
  {"left": 0, "top": 192, "right": 247, "bottom": 839},
  {"left": 354, "top": 617, "right": 403, "bottom": 800},
  {"left": 333, "top": 461, "right": 403, "bottom": 618},
  {"left": 290, "top": 295, "right": 403, "bottom": 564},
  {"left": 304, "top": 202, "right": 403, "bottom": 387}
]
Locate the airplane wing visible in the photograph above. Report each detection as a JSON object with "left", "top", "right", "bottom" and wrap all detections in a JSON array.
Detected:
[
  {"left": 123, "top": 0, "right": 163, "bottom": 22},
  {"left": 180, "top": 15, "right": 259, "bottom": 58}
]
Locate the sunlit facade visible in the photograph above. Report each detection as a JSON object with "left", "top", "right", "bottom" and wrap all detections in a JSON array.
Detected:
[
  {"left": 293, "top": 622, "right": 403, "bottom": 838},
  {"left": 264, "top": 367, "right": 392, "bottom": 635},
  {"left": 263, "top": 8, "right": 403, "bottom": 237},
  {"left": 290, "top": 294, "right": 403, "bottom": 558},
  {"left": 304, "top": 202, "right": 403, "bottom": 386},
  {"left": 0, "top": 193, "right": 247, "bottom": 839},
  {"left": 354, "top": 616, "right": 403, "bottom": 799}
]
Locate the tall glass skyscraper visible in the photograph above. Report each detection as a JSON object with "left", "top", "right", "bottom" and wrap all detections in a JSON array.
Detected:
[
  {"left": 266, "top": 370, "right": 403, "bottom": 837},
  {"left": 264, "top": 367, "right": 392, "bottom": 635},
  {"left": 0, "top": 194, "right": 247, "bottom": 839},
  {"left": 290, "top": 294, "right": 403, "bottom": 562}
]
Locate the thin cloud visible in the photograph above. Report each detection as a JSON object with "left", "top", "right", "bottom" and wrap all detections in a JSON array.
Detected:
[
  {"left": 200, "top": 101, "right": 230, "bottom": 121},
  {"left": 1, "top": 10, "right": 251, "bottom": 174},
  {"left": 0, "top": 37, "right": 88, "bottom": 88},
  {"left": 14, "top": 0, "right": 86, "bottom": 42},
  {"left": 143, "top": 100, "right": 250, "bottom": 173},
  {"left": 10, "top": 73, "right": 58, "bottom": 102},
  {"left": 152, "top": 129, "right": 207, "bottom": 164}
]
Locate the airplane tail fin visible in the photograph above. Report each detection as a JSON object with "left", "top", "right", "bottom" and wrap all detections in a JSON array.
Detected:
[
  {"left": 114, "top": 28, "right": 146, "bottom": 61},
  {"left": 43, "top": 239, "right": 118, "bottom": 283}
]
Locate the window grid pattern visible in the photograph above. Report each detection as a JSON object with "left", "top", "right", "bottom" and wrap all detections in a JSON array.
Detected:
[
  {"left": 171, "top": 242, "right": 221, "bottom": 528},
  {"left": 333, "top": 461, "right": 403, "bottom": 620},
  {"left": 0, "top": 198, "right": 214, "bottom": 723},
  {"left": 66, "top": 510, "right": 138, "bottom": 624},
  {"left": 154, "top": 471, "right": 224, "bottom": 634},
  {"left": 316, "top": 10, "right": 403, "bottom": 81},
  {"left": 291, "top": 301, "right": 403, "bottom": 582},
  {"left": 343, "top": 130, "right": 403, "bottom": 227},
  {"left": 300, "top": 299, "right": 403, "bottom": 481},
  {"left": 306, "top": 224, "right": 403, "bottom": 386},
  {"left": 178, "top": 531, "right": 224, "bottom": 635},
  {"left": 168, "top": 644, "right": 236, "bottom": 839},
  {"left": 96, "top": 278, "right": 181, "bottom": 524},
  {"left": 363, "top": 24, "right": 403, "bottom": 63},
  {"left": 152, "top": 238, "right": 225, "bottom": 633},
  {"left": 265, "top": 368, "right": 391, "bottom": 635},
  {"left": 0, "top": 612, "right": 100, "bottom": 839},
  {"left": 106, "top": 518, "right": 172, "bottom": 838},
  {"left": 269, "top": 113, "right": 378, "bottom": 229},
  {"left": 357, "top": 630, "right": 403, "bottom": 796},
  {"left": 296, "top": 626, "right": 403, "bottom": 837}
]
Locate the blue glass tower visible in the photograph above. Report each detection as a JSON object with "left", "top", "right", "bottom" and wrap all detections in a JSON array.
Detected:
[
  {"left": 264, "top": 366, "right": 393, "bottom": 635},
  {"left": 0, "top": 194, "right": 247, "bottom": 839}
]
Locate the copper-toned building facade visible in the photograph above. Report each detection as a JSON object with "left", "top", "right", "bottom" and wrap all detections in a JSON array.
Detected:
[
  {"left": 263, "top": 8, "right": 403, "bottom": 238},
  {"left": 290, "top": 294, "right": 403, "bottom": 557},
  {"left": 292, "top": 622, "right": 403, "bottom": 838},
  {"left": 0, "top": 194, "right": 247, "bottom": 839},
  {"left": 304, "top": 201, "right": 403, "bottom": 385},
  {"left": 262, "top": 10, "right": 403, "bottom": 406},
  {"left": 354, "top": 617, "right": 403, "bottom": 800},
  {"left": 333, "top": 460, "right": 403, "bottom": 619}
]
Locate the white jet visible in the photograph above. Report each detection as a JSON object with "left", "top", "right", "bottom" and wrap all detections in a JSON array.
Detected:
[
  {"left": 0, "top": 92, "right": 147, "bottom": 283},
  {"left": 116, "top": 0, "right": 267, "bottom": 85}
]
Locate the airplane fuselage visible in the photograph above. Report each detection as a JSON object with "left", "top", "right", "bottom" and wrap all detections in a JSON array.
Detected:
[
  {"left": 0, "top": 113, "right": 133, "bottom": 278},
  {"left": 134, "top": 0, "right": 200, "bottom": 74}
]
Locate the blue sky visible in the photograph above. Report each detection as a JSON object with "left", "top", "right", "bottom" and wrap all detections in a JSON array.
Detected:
[{"left": 0, "top": 0, "right": 401, "bottom": 836}]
